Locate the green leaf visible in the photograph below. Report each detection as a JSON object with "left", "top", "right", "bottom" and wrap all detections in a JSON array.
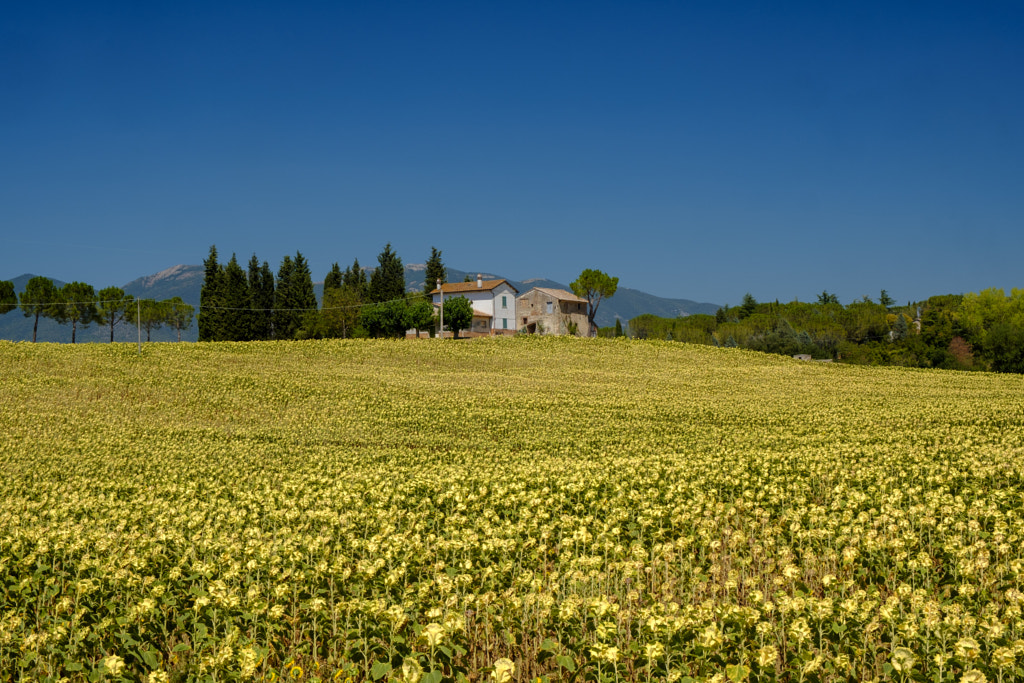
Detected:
[
  {"left": 137, "top": 646, "right": 159, "bottom": 669},
  {"left": 555, "top": 655, "right": 577, "bottom": 672},
  {"left": 173, "top": 643, "right": 191, "bottom": 652},
  {"left": 726, "top": 664, "right": 750, "bottom": 682},
  {"left": 370, "top": 661, "right": 392, "bottom": 681},
  {"left": 422, "top": 671, "right": 442, "bottom": 683},
  {"left": 65, "top": 662, "right": 83, "bottom": 672}
]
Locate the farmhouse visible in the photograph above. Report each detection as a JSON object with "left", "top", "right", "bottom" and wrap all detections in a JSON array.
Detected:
[
  {"left": 430, "top": 275, "right": 519, "bottom": 336},
  {"left": 517, "top": 287, "right": 589, "bottom": 336}
]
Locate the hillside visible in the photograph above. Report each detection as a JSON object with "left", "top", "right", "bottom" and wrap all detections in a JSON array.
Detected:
[{"left": 0, "top": 265, "right": 719, "bottom": 342}]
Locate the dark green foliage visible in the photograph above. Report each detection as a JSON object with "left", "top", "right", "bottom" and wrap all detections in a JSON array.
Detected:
[
  {"left": 570, "top": 269, "right": 619, "bottom": 336},
  {"left": 54, "top": 281, "right": 98, "bottom": 343},
  {"left": 879, "top": 289, "right": 895, "bottom": 309},
  {"left": 629, "top": 289, "right": 1024, "bottom": 373},
  {"left": 249, "top": 258, "right": 275, "bottom": 341},
  {"left": 817, "top": 291, "right": 839, "bottom": 305},
  {"left": 343, "top": 258, "right": 369, "bottom": 300},
  {"left": 443, "top": 296, "right": 474, "bottom": 338},
  {"left": 97, "top": 286, "right": 134, "bottom": 342},
  {"left": 369, "top": 244, "right": 405, "bottom": 304},
  {"left": 324, "top": 263, "right": 343, "bottom": 293},
  {"left": 738, "top": 293, "right": 758, "bottom": 319},
  {"left": 221, "top": 254, "right": 250, "bottom": 341},
  {"left": 273, "top": 254, "right": 318, "bottom": 340},
  {"left": 405, "top": 296, "right": 436, "bottom": 335},
  {"left": 0, "top": 281, "right": 15, "bottom": 315},
  {"left": 424, "top": 247, "right": 446, "bottom": 295},
  {"left": 986, "top": 323, "right": 1024, "bottom": 374},
  {"left": 614, "top": 318, "right": 623, "bottom": 337},
  {"left": 361, "top": 299, "right": 409, "bottom": 338},
  {"left": 892, "top": 312, "right": 909, "bottom": 341},
  {"left": 199, "top": 246, "right": 223, "bottom": 342},
  {"left": 20, "top": 276, "right": 60, "bottom": 343},
  {"left": 130, "top": 299, "right": 166, "bottom": 342},
  {"left": 165, "top": 297, "right": 194, "bottom": 342}
]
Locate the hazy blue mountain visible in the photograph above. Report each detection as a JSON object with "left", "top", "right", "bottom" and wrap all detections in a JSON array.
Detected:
[{"left": 1, "top": 264, "right": 719, "bottom": 342}]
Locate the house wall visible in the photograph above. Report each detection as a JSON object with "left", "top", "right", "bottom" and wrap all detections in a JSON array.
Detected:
[
  {"left": 516, "top": 290, "right": 588, "bottom": 335},
  {"left": 491, "top": 284, "right": 516, "bottom": 332},
  {"left": 432, "top": 284, "right": 518, "bottom": 336}
]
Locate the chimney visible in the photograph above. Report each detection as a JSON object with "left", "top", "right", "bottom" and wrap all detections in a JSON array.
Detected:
[{"left": 476, "top": 274, "right": 482, "bottom": 288}]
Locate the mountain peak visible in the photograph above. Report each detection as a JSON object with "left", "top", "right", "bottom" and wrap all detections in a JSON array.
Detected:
[{"left": 125, "top": 264, "right": 201, "bottom": 289}]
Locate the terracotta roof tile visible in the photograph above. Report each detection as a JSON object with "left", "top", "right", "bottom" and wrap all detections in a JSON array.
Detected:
[{"left": 430, "top": 279, "right": 518, "bottom": 295}]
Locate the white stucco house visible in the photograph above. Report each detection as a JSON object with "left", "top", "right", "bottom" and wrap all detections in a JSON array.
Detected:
[{"left": 430, "top": 275, "right": 519, "bottom": 336}]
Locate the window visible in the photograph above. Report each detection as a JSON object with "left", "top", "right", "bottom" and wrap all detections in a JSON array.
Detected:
[
  {"left": 502, "top": 295, "right": 507, "bottom": 308},
  {"left": 503, "top": 318, "right": 508, "bottom": 329},
  {"left": 546, "top": 301, "right": 553, "bottom": 314}
]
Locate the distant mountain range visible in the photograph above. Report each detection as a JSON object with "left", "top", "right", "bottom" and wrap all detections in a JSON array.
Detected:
[{"left": 0, "top": 266, "right": 719, "bottom": 343}]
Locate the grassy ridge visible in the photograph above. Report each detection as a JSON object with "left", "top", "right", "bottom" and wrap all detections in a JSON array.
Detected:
[{"left": 1, "top": 337, "right": 1023, "bottom": 682}]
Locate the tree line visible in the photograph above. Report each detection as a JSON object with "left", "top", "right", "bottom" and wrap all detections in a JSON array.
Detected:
[
  {"left": 198, "top": 244, "right": 479, "bottom": 341},
  {"left": 622, "top": 288, "right": 1024, "bottom": 373},
  {"left": 0, "top": 277, "right": 193, "bottom": 343}
]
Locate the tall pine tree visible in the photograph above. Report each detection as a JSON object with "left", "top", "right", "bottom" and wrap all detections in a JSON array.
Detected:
[
  {"left": 274, "top": 255, "right": 295, "bottom": 340},
  {"left": 199, "top": 245, "right": 223, "bottom": 341},
  {"left": 221, "top": 254, "right": 250, "bottom": 341},
  {"left": 423, "top": 246, "right": 446, "bottom": 295},
  {"left": 369, "top": 243, "right": 405, "bottom": 304},
  {"left": 343, "top": 258, "right": 369, "bottom": 300},
  {"left": 256, "top": 260, "right": 275, "bottom": 340},
  {"left": 291, "top": 252, "right": 318, "bottom": 338},
  {"left": 324, "top": 263, "right": 343, "bottom": 292}
]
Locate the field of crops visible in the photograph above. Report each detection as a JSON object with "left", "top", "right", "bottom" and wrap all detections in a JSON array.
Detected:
[{"left": 1, "top": 337, "right": 1023, "bottom": 683}]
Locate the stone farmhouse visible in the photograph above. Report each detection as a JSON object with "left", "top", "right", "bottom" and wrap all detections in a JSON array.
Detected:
[
  {"left": 516, "top": 287, "right": 589, "bottom": 336},
  {"left": 430, "top": 275, "right": 519, "bottom": 336}
]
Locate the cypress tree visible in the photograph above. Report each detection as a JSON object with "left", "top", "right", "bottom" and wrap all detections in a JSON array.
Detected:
[
  {"left": 199, "top": 245, "right": 223, "bottom": 341},
  {"left": 369, "top": 243, "right": 405, "bottom": 304},
  {"left": 423, "top": 246, "right": 446, "bottom": 295}
]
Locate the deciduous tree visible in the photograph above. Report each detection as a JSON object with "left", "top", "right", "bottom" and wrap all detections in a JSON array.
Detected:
[
  {"left": 570, "top": 269, "right": 619, "bottom": 336},
  {"left": 443, "top": 296, "right": 474, "bottom": 338},
  {"left": 405, "top": 296, "right": 436, "bottom": 336},
  {"left": 361, "top": 299, "right": 409, "bottom": 338}
]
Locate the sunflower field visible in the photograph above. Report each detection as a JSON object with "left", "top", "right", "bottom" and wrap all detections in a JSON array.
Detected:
[{"left": 1, "top": 336, "right": 1023, "bottom": 683}]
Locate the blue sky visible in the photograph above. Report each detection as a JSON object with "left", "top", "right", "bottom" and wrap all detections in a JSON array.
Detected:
[{"left": 2, "top": 1, "right": 1021, "bottom": 307}]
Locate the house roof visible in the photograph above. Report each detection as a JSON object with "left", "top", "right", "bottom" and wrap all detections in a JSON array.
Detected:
[
  {"left": 528, "top": 287, "right": 588, "bottom": 304},
  {"left": 430, "top": 279, "right": 519, "bottom": 295}
]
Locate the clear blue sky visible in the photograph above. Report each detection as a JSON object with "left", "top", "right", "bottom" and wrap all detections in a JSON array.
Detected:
[{"left": 3, "top": 1, "right": 1021, "bottom": 306}]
